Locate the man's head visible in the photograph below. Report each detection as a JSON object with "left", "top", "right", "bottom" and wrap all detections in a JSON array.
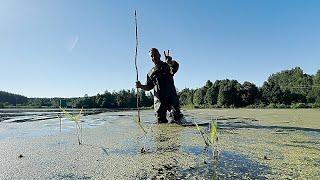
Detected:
[{"left": 149, "top": 48, "right": 161, "bottom": 64}]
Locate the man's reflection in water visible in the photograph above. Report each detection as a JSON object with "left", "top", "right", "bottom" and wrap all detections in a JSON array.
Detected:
[{"left": 150, "top": 120, "right": 220, "bottom": 179}]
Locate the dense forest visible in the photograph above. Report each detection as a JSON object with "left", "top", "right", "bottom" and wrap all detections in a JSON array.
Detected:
[
  {"left": 0, "top": 91, "right": 29, "bottom": 107},
  {"left": 0, "top": 90, "right": 153, "bottom": 109},
  {"left": 180, "top": 67, "right": 320, "bottom": 108},
  {"left": 1, "top": 67, "right": 319, "bottom": 109}
]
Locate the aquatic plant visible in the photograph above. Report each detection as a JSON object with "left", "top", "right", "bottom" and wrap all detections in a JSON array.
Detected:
[
  {"left": 193, "top": 118, "right": 219, "bottom": 148},
  {"left": 209, "top": 119, "right": 218, "bottom": 145},
  {"left": 210, "top": 118, "right": 219, "bottom": 160},
  {"left": 60, "top": 107, "right": 83, "bottom": 145}
]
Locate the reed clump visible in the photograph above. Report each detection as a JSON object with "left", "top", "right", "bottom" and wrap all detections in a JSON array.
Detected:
[
  {"left": 60, "top": 107, "right": 84, "bottom": 145},
  {"left": 193, "top": 118, "right": 219, "bottom": 157}
]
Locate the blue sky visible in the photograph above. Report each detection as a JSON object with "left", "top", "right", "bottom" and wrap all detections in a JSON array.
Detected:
[{"left": 1, "top": 0, "right": 319, "bottom": 98}]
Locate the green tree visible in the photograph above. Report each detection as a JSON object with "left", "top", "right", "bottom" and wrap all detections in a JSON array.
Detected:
[
  {"left": 314, "top": 70, "right": 320, "bottom": 85},
  {"left": 241, "top": 81, "right": 260, "bottom": 106},
  {"left": 193, "top": 88, "right": 206, "bottom": 107},
  {"left": 260, "top": 82, "right": 284, "bottom": 104},
  {"left": 95, "top": 93, "right": 103, "bottom": 107},
  {"left": 101, "top": 91, "right": 116, "bottom": 108},
  {"left": 115, "top": 89, "right": 136, "bottom": 108},
  {"left": 139, "top": 90, "right": 153, "bottom": 107},
  {"left": 0, "top": 91, "right": 28, "bottom": 106},
  {"left": 204, "top": 82, "right": 219, "bottom": 106},
  {"left": 267, "top": 67, "right": 312, "bottom": 103},
  {"left": 204, "top": 80, "right": 213, "bottom": 90},
  {"left": 307, "top": 70, "right": 320, "bottom": 103},
  {"left": 217, "top": 80, "right": 242, "bottom": 107},
  {"left": 179, "top": 88, "right": 194, "bottom": 106},
  {"left": 75, "top": 95, "right": 96, "bottom": 108},
  {"left": 314, "top": 96, "right": 320, "bottom": 107}
]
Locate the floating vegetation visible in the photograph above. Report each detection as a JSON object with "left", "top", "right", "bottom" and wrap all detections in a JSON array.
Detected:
[{"left": 60, "top": 107, "right": 84, "bottom": 145}]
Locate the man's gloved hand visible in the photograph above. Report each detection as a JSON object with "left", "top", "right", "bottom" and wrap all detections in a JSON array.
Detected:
[{"left": 136, "top": 81, "right": 142, "bottom": 88}]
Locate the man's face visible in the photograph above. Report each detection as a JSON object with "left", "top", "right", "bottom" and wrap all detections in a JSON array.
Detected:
[{"left": 149, "top": 51, "right": 160, "bottom": 64}]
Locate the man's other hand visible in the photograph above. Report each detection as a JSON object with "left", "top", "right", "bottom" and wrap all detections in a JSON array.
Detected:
[{"left": 164, "top": 50, "right": 172, "bottom": 63}]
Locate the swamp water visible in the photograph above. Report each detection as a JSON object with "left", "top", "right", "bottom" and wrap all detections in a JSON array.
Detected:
[{"left": 0, "top": 109, "right": 319, "bottom": 179}]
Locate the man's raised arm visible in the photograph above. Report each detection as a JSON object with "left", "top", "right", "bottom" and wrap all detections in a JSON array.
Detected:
[{"left": 164, "top": 50, "right": 179, "bottom": 75}]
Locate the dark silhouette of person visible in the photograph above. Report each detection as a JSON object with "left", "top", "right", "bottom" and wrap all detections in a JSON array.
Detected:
[{"left": 136, "top": 48, "right": 183, "bottom": 123}]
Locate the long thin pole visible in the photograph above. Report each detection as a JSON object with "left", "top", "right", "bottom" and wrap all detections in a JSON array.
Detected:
[{"left": 134, "top": 10, "right": 141, "bottom": 122}]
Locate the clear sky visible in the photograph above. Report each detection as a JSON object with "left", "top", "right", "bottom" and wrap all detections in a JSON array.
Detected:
[{"left": 1, "top": 0, "right": 319, "bottom": 98}]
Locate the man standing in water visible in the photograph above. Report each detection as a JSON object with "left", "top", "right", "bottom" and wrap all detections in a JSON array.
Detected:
[{"left": 136, "top": 48, "right": 183, "bottom": 123}]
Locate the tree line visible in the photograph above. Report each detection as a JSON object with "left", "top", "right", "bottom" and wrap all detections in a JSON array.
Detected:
[
  {"left": 180, "top": 67, "right": 320, "bottom": 108},
  {"left": 0, "top": 91, "right": 28, "bottom": 107},
  {"left": 0, "top": 89, "right": 153, "bottom": 109},
  {"left": 1, "top": 67, "right": 319, "bottom": 108}
]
